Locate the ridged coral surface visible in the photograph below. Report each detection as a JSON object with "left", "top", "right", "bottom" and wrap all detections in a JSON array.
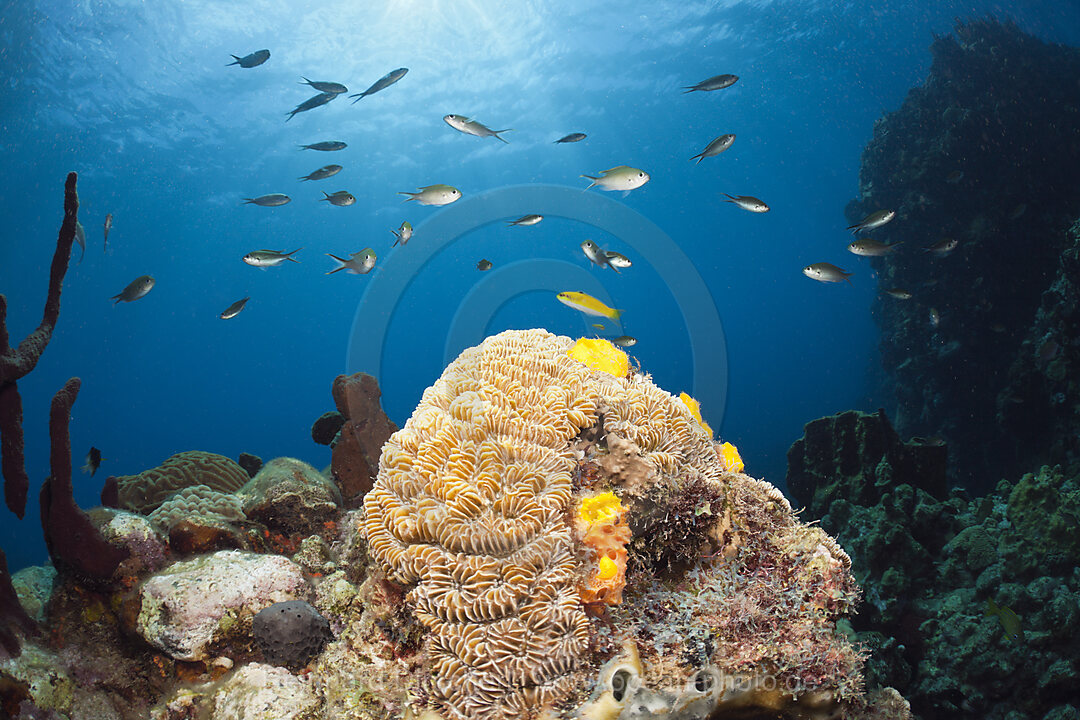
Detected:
[
  {"left": 111, "top": 451, "right": 250, "bottom": 514},
  {"left": 362, "top": 329, "right": 722, "bottom": 720}
]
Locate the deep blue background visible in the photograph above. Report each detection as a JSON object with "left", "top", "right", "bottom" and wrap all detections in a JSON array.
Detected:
[{"left": 2, "top": 0, "right": 1077, "bottom": 570}]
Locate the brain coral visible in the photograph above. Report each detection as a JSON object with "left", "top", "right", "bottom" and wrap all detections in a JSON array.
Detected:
[
  {"left": 109, "top": 451, "right": 250, "bottom": 514},
  {"left": 362, "top": 329, "right": 724, "bottom": 719}
]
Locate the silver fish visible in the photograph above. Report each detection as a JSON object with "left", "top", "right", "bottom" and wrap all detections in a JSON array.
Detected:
[
  {"left": 581, "top": 240, "right": 618, "bottom": 273},
  {"left": 243, "top": 248, "right": 302, "bottom": 267},
  {"left": 923, "top": 237, "right": 958, "bottom": 256},
  {"left": 391, "top": 221, "right": 413, "bottom": 247},
  {"left": 848, "top": 238, "right": 902, "bottom": 256},
  {"left": 321, "top": 190, "right": 356, "bottom": 206},
  {"left": 683, "top": 74, "right": 738, "bottom": 93},
  {"left": 605, "top": 251, "right": 632, "bottom": 269},
  {"left": 227, "top": 49, "right": 270, "bottom": 68},
  {"left": 242, "top": 193, "right": 291, "bottom": 207},
  {"left": 690, "top": 134, "right": 735, "bottom": 163},
  {"left": 111, "top": 275, "right": 155, "bottom": 304},
  {"left": 103, "top": 213, "right": 113, "bottom": 251},
  {"left": 722, "top": 193, "right": 769, "bottom": 213},
  {"left": 398, "top": 184, "right": 461, "bottom": 206},
  {"left": 611, "top": 335, "right": 637, "bottom": 347},
  {"left": 299, "top": 164, "right": 342, "bottom": 181},
  {"left": 299, "top": 141, "right": 347, "bottom": 151},
  {"left": 477, "top": 259, "right": 493, "bottom": 271},
  {"left": 74, "top": 220, "right": 86, "bottom": 262},
  {"left": 299, "top": 77, "right": 347, "bottom": 94},
  {"left": 582, "top": 166, "right": 650, "bottom": 192},
  {"left": 555, "top": 133, "right": 587, "bottom": 143},
  {"left": 349, "top": 68, "right": 408, "bottom": 102},
  {"left": 883, "top": 288, "right": 913, "bottom": 300},
  {"left": 802, "top": 263, "right": 852, "bottom": 284},
  {"left": 326, "top": 248, "right": 376, "bottom": 275},
  {"left": 286, "top": 92, "right": 336, "bottom": 121},
  {"left": 507, "top": 214, "right": 542, "bottom": 226},
  {"left": 847, "top": 209, "right": 896, "bottom": 234},
  {"left": 220, "top": 297, "right": 250, "bottom": 319},
  {"left": 444, "top": 114, "right": 512, "bottom": 143}
]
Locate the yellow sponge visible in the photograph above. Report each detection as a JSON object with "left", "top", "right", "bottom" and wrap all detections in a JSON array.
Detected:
[{"left": 567, "top": 338, "right": 629, "bottom": 377}]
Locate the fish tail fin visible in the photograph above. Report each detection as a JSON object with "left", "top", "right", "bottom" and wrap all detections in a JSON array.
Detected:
[
  {"left": 692, "top": 153, "right": 704, "bottom": 164},
  {"left": 398, "top": 192, "right": 416, "bottom": 203},
  {"left": 111, "top": 295, "right": 122, "bottom": 305},
  {"left": 581, "top": 174, "right": 599, "bottom": 189},
  {"left": 299, "top": 76, "right": 311, "bottom": 84},
  {"left": 241, "top": 198, "right": 253, "bottom": 204},
  {"left": 493, "top": 129, "right": 512, "bottom": 143},
  {"left": 349, "top": 93, "right": 365, "bottom": 104},
  {"left": 985, "top": 598, "right": 999, "bottom": 616},
  {"left": 321, "top": 192, "right": 331, "bottom": 200},
  {"left": 682, "top": 87, "right": 697, "bottom": 93},
  {"left": 721, "top": 193, "right": 736, "bottom": 202},
  {"left": 844, "top": 274, "right": 854, "bottom": 285},
  {"left": 226, "top": 55, "right": 241, "bottom": 66},
  {"left": 610, "top": 308, "right": 624, "bottom": 321},
  {"left": 325, "top": 253, "right": 347, "bottom": 274},
  {"left": 285, "top": 247, "right": 303, "bottom": 258}
]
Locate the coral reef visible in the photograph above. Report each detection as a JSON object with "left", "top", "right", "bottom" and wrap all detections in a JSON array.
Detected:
[
  {"left": 4, "top": 331, "right": 912, "bottom": 720},
  {"left": 238, "top": 457, "right": 341, "bottom": 536},
  {"left": 998, "top": 217, "right": 1080, "bottom": 477},
  {"left": 330, "top": 372, "right": 398, "bottom": 508},
  {"left": 103, "top": 451, "right": 250, "bottom": 514},
  {"left": 252, "top": 600, "right": 332, "bottom": 668},
  {"left": 788, "top": 411, "right": 1080, "bottom": 719},
  {"left": 135, "top": 549, "right": 310, "bottom": 662},
  {"left": 146, "top": 485, "right": 245, "bottom": 532},
  {"left": 312, "top": 411, "right": 345, "bottom": 446},
  {"left": 0, "top": 551, "right": 38, "bottom": 659},
  {"left": 360, "top": 329, "right": 878, "bottom": 720},
  {"left": 846, "top": 18, "right": 1080, "bottom": 490},
  {"left": 1, "top": 172, "right": 78, "bottom": 519},
  {"left": 39, "top": 378, "right": 129, "bottom": 584}
]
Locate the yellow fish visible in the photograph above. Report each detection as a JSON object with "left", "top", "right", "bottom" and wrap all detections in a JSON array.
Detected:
[
  {"left": 985, "top": 599, "right": 1023, "bottom": 642},
  {"left": 557, "top": 291, "right": 622, "bottom": 322}
]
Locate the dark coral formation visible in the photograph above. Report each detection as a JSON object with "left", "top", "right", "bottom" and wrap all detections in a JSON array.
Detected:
[
  {"left": 328, "top": 372, "right": 397, "bottom": 508},
  {"left": 0, "top": 550, "right": 38, "bottom": 660},
  {"left": 1, "top": 172, "right": 78, "bottom": 519},
  {"left": 788, "top": 411, "right": 1080, "bottom": 720},
  {"left": 253, "top": 600, "right": 332, "bottom": 669},
  {"left": 39, "top": 378, "right": 129, "bottom": 584},
  {"left": 846, "top": 18, "right": 1080, "bottom": 490},
  {"left": 998, "top": 217, "right": 1080, "bottom": 476}
]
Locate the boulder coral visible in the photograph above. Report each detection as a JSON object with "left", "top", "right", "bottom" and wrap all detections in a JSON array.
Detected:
[
  {"left": 103, "top": 451, "right": 250, "bottom": 514},
  {"left": 360, "top": 329, "right": 888, "bottom": 720}
]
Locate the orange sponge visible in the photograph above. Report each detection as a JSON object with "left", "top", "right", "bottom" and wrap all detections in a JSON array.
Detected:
[{"left": 576, "top": 492, "right": 632, "bottom": 605}]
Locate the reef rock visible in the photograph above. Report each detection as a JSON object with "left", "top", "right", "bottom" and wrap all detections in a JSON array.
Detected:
[
  {"left": 787, "top": 408, "right": 948, "bottom": 517},
  {"left": 238, "top": 457, "right": 342, "bottom": 537},
  {"left": 136, "top": 550, "right": 309, "bottom": 662},
  {"left": 789, "top": 406, "right": 1080, "bottom": 719},
  {"left": 847, "top": 18, "right": 1080, "bottom": 490},
  {"left": 209, "top": 662, "right": 319, "bottom": 720},
  {"left": 330, "top": 372, "right": 397, "bottom": 508}
]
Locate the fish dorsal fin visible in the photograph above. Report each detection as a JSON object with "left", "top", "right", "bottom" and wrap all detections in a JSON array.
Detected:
[{"left": 602, "top": 165, "right": 630, "bottom": 174}]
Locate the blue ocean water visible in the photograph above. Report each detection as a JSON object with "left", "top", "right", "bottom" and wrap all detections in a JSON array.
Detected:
[{"left": 0, "top": 0, "right": 1076, "bottom": 572}]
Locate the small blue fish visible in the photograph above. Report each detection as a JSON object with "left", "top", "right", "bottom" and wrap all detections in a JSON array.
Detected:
[{"left": 227, "top": 49, "right": 270, "bottom": 68}]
